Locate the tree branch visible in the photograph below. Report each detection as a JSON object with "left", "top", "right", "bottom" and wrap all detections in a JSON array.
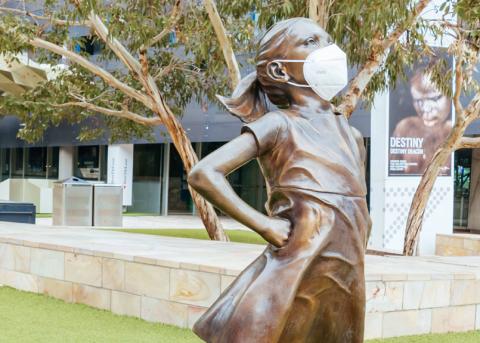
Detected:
[
  {"left": 453, "top": 40, "right": 465, "bottom": 121},
  {"left": 456, "top": 136, "right": 480, "bottom": 149},
  {"left": 454, "top": 92, "right": 480, "bottom": 150},
  {"left": 86, "top": 10, "right": 143, "bottom": 77},
  {"left": 465, "top": 92, "right": 480, "bottom": 123},
  {"left": 85, "top": 11, "right": 167, "bottom": 118},
  {"left": 140, "top": 0, "right": 182, "bottom": 51},
  {"left": 29, "top": 37, "right": 154, "bottom": 109},
  {"left": 204, "top": 0, "right": 241, "bottom": 89},
  {"left": 53, "top": 102, "right": 162, "bottom": 126},
  {"left": 0, "top": 6, "right": 89, "bottom": 26},
  {"left": 338, "top": 0, "right": 432, "bottom": 118}
]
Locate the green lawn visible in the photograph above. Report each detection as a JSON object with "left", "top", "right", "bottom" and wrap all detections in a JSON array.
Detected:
[
  {"left": 36, "top": 213, "right": 52, "bottom": 218},
  {"left": 123, "top": 212, "right": 162, "bottom": 217},
  {"left": 369, "top": 331, "right": 480, "bottom": 343},
  {"left": 0, "top": 287, "right": 201, "bottom": 343},
  {"left": 1, "top": 286, "right": 479, "bottom": 342},
  {"left": 112, "top": 228, "right": 268, "bottom": 245}
]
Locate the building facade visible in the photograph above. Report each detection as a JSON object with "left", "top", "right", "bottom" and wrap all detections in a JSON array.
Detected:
[{"left": 1, "top": 0, "right": 479, "bottom": 255}]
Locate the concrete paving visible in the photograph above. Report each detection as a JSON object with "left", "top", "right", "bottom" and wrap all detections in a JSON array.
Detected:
[
  {"left": 2, "top": 221, "right": 480, "bottom": 278},
  {"left": 36, "top": 215, "right": 249, "bottom": 231}
]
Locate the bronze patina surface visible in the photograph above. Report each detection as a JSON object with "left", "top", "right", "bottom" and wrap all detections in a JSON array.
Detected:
[{"left": 188, "top": 18, "right": 370, "bottom": 343}]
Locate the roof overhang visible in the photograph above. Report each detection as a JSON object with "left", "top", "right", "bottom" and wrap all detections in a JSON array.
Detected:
[{"left": 0, "top": 53, "right": 67, "bottom": 96}]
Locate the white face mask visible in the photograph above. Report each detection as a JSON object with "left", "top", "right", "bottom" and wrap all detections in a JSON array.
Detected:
[{"left": 271, "top": 44, "right": 348, "bottom": 101}]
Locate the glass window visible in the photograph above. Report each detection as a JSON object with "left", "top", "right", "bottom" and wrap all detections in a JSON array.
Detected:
[
  {"left": 75, "top": 145, "right": 100, "bottom": 180},
  {"left": 129, "top": 144, "right": 163, "bottom": 214},
  {"left": 201, "top": 142, "right": 268, "bottom": 214},
  {"left": 454, "top": 149, "right": 472, "bottom": 228},
  {"left": 99, "top": 145, "right": 108, "bottom": 182},
  {"left": 229, "top": 159, "right": 268, "bottom": 214},
  {"left": 11, "top": 148, "right": 24, "bottom": 178},
  {"left": 168, "top": 143, "right": 194, "bottom": 214},
  {"left": 25, "top": 147, "right": 47, "bottom": 178},
  {"left": 0, "top": 148, "right": 10, "bottom": 181},
  {"left": 47, "top": 147, "right": 59, "bottom": 179},
  {"left": 364, "top": 137, "right": 371, "bottom": 209},
  {"left": 133, "top": 144, "right": 162, "bottom": 180},
  {"left": 74, "top": 36, "right": 104, "bottom": 55}
]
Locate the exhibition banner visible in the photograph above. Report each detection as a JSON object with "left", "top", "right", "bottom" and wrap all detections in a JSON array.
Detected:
[{"left": 388, "top": 52, "right": 453, "bottom": 176}]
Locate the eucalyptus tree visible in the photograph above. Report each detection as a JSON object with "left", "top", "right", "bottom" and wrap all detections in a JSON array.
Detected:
[
  {"left": 0, "top": 0, "right": 242, "bottom": 241},
  {"left": 208, "top": 0, "right": 433, "bottom": 117},
  {"left": 403, "top": 1, "right": 480, "bottom": 255},
  {"left": 1, "top": 0, "right": 476, "bottom": 250},
  {"left": 209, "top": 0, "right": 478, "bottom": 255}
]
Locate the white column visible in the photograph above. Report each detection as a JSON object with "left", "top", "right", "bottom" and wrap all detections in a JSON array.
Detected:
[
  {"left": 368, "top": 91, "right": 389, "bottom": 250},
  {"left": 107, "top": 144, "right": 134, "bottom": 206},
  {"left": 369, "top": 89, "right": 454, "bottom": 255},
  {"left": 58, "top": 146, "right": 74, "bottom": 180}
]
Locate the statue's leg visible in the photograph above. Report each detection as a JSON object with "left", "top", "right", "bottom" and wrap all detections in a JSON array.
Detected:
[
  {"left": 213, "top": 197, "right": 338, "bottom": 343},
  {"left": 278, "top": 199, "right": 366, "bottom": 343}
]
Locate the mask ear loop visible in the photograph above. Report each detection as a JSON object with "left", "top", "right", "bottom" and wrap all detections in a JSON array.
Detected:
[{"left": 268, "top": 59, "right": 311, "bottom": 88}]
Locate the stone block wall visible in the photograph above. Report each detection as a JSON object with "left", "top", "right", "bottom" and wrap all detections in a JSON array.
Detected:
[
  {"left": 364, "top": 275, "right": 480, "bottom": 339},
  {"left": 0, "top": 242, "right": 221, "bottom": 328},
  {"left": 1, "top": 239, "right": 480, "bottom": 339},
  {"left": 436, "top": 234, "right": 480, "bottom": 256}
]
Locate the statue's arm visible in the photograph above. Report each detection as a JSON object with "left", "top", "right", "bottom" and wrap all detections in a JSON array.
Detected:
[{"left": 188, "top": 132, "right": 290, "bottom": 247}]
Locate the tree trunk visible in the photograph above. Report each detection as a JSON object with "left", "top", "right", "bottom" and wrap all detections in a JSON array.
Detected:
[
  {"left": 309, "top": 0, "right": 329, "bottom": 29},
  {"left": 403, "top": 126, "right": 464, "bottom": 255},
  {"left": 161, "top": 111, "right": 230, "bottom": 241}
]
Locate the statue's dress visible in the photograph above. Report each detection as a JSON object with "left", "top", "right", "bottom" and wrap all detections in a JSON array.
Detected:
[{"left": 194, "top": 110, "right": 371, "bottom": 343}]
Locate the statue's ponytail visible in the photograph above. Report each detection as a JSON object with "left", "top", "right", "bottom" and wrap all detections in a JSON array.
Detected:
[{"left": 216, "top": 72, "right": 268, "bottom": 123}]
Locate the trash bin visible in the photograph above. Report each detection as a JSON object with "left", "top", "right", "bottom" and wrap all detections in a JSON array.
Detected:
[
  {"left": 93, "top": 184, "right": 123, "bottom": 227},
  {"left": 0, "top": 201, "right": 36, "bottom": 224},
  {"left": 53, "top": 177, "right": 93, "bottom": 226}
]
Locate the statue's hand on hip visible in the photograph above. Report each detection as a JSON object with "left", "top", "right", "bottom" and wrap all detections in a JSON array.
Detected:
[{"left": 261, "top": 217, "right": 292, "bottom": 248}]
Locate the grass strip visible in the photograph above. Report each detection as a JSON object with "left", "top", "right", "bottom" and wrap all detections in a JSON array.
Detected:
[
  {"left": 1, "top": 287, "right": 479, "bottom": 342},
  {"left": 0, "top": 286, "right": 201, "bottom": 343},
  {"left": 111, "top": 228, "right": 267, "bottom": 245}
]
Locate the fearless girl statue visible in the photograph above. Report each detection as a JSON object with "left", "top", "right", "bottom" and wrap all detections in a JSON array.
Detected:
[{"left": 188, "top": 17, "right": 370, "bottom": 343}]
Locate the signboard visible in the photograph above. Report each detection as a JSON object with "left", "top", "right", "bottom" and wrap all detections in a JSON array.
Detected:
[
  {"left": 388, "top": 54, "right": 453, "bottom": 176},
  {"left": 107, "top": 144, "right": 134, "bottom": 206}
]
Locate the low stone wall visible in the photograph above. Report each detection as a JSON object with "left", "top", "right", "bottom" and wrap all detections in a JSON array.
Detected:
[
  {"left": 365, "top": 271, "right": 480, "bottom": 338},
  {"left": 0, "top": 243, "right": 227, "bottom": 329},
  {"left": 436, "top": 233, "right": 480, "bottom": 256},
  {"left": 1, "top": 224, "right": 480, "bottom": 340}
]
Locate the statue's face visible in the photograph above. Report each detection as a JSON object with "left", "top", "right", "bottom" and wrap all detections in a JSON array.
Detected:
[
  {"left": 281, "top": 21, "right": 332, "bottom": 85},
  {"left": 411, "top": 73, "right": 450, "bottom": 127},
  {"left": 265, "top": 21, "right": 332, "bottom": 87}
]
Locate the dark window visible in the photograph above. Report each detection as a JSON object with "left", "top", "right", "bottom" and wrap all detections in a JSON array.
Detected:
[
  {"left": 75, "top": 145, "right": 100, "bottom": 180},
  {"left": 11, "top": 148, "right": 24, "bottom": 178},
  {"left": 25, "top": 147, "right": 47, "bottom": 178},
  {"left": 133, "top": 144, "right": 162, "bottom": 180},
  {"left": 168, "top": 144, "right": 194, "bottom": 213},
  {"left": 47, "top": 147, "right": 60, "bottom": 179},
  {"left": 201, "top": 142, "right": 268, "bottom": 214},
  {"left": 454, "top": 149, "right": 472, "bottom": 228},
  {"left": 75, "top": 36, "right": 103, "bottom": 55},
  {"left": 1, "top": 148, "right": 10, "bottom": 181},
  {"left": 129, "top": 144, "right": 163, "bottom": 214}
]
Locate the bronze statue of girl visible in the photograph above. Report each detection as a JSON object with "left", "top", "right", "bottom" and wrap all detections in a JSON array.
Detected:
[{"left": 188, "top": 17, "right": 370, "bottom": 343}]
